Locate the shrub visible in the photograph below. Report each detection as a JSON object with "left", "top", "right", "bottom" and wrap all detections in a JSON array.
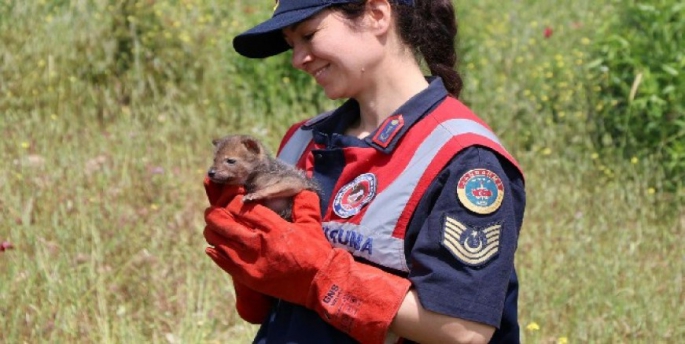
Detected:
[{"left": 588, "top": 1, "right": 685, "bottom": 187}]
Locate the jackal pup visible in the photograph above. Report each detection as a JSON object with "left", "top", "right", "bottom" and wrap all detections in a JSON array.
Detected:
[{"left": 208, "top": 134, "right": 319, "bottom": 220}]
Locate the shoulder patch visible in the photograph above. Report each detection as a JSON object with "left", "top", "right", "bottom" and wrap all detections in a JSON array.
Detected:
[
  {"left": 456, "top": 168, "right": 504, "bottom": 215},
  {"left": 442, "top": 216, "right": 501, "bottom": 267}
]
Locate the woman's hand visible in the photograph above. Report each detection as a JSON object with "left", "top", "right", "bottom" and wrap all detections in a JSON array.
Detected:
[
  {"left": 203, "top": 176, "right": 243, "bottom": 207},
  {"left": 203, "top": 190, "right": 411, "bottom": 344},
  {"left": 203, "top": 177, "right": 273, "bottom": 324},
  {"left": 204, "top": 190, "right": 330, "bottom": 306}
]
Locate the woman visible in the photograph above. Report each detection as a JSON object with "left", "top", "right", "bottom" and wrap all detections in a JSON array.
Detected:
[{"left": 203, "top": 0, "right": 526, "bottom": 343}]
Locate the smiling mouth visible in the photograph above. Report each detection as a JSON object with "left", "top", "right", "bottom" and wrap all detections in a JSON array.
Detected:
[{"left": 312, "top": 65, "right": 329, "bottom": 80}]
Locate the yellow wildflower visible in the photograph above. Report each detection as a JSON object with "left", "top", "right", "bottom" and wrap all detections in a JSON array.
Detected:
[{"left": 526, "top": 322, "right": 540, "bottom": 331}]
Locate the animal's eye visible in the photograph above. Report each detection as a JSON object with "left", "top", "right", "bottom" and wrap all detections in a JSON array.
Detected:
[{"left": 225, "top": 158, "right": 237, "bottom": 164}]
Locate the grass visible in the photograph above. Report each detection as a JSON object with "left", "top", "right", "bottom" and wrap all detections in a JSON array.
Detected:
[{"left": 1, "top": 0, "right": 683, "bottom": 343}]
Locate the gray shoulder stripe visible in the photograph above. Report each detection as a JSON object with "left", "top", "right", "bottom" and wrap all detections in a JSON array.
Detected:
[
  {"left": 277, "top": 128, "right": 313, "bottom": 165},
  {"left": 363, "top": 119, "right": 503, "bottom": 229},
  {"left": 438, "top": 119, "right": 502, "bottom": 146}
]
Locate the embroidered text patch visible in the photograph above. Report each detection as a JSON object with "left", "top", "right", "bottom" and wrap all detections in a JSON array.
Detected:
[{"left": 456, "top": 168, "right": 504, "bottom": 215}]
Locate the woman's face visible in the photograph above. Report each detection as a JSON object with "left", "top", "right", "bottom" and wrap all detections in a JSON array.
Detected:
[{"left": 283, "top": 9, "right": 384, "bottom": 100}]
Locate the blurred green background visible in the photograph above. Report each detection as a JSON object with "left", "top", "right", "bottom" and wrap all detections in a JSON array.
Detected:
[{"left": 1, "top": 0, "right": 683, "bottom": 343}]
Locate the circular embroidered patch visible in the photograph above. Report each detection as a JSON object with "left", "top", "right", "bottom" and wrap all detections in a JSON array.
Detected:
[
  {"left": 456, "top": 168, "right": 504, "bottom": 215},
  {"left": 333, "top": 173, "right": 377, "bottom": 218}
]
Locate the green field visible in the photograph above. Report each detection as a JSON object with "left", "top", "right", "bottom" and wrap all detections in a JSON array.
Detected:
[{"left": 1, "top": 0, "right": 683, "bottom": 343}]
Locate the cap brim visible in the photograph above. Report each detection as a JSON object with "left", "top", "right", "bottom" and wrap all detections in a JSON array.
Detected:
[{"left": 233, "top": 6, "right": 327, "bottom": 58}]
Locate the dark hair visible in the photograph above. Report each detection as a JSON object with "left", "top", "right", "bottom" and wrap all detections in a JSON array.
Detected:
[{"left": 336, "top": 0, "right": 463, "bottom": 98}]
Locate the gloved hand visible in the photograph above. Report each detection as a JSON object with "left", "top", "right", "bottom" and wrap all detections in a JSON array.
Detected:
[
  {"left": 204, "top": 177, "right": 273, "bottom": 324},
  {"left": 204, "top": 176, "right": 240, "bottom": 207},
  {"left": 204, "top": 190, "right": 412, "bottom": 344}
]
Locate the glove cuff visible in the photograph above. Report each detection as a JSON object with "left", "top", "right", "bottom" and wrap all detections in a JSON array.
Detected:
[{"left": 306, "top": 249, "right": 411, "bottom": 344}]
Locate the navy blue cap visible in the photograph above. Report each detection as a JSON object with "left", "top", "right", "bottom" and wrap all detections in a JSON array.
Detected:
[{"left": 233, "top": 0, "right": 414, "bottom": 58}]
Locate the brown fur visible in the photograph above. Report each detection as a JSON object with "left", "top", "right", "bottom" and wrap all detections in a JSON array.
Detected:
[{"left": 208, "top": 134, "right": 319, "bottom": 220}]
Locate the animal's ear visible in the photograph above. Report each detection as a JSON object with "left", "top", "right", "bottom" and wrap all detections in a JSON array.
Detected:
[
  {"left": 242, "top": 137, "right": 262, "bottom": 155},
  {"left": 212, "top": 138, "right": 220, "bottom": 146}
]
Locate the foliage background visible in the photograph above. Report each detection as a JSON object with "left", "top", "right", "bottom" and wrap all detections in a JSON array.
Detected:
[{"left": 1, "top": 0, "right": 683, "bottom": 343}]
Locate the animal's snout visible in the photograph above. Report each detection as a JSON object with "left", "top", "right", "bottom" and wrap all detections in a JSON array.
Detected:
[{"left": 207, "top": 168, "right": 216, "bottom": 177}]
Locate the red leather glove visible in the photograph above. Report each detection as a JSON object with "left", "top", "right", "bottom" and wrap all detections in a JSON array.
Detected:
[
  {"left": 204, "top": 177, "right": 274, "bottom": 324},
  {"left": 204, "top": 190, "right": 411, "bottom": 344}
]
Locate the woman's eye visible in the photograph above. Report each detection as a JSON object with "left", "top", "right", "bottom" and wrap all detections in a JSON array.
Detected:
[{"left": 303, "top": 31, "right": 315, "bottom": 41}]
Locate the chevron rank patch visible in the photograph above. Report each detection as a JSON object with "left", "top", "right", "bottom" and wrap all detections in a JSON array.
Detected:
[{"left": 442, "top": 216, "right": 501, "bottom": 267}]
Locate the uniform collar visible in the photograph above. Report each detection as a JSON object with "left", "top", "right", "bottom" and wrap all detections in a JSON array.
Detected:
[{"left": 305, "top": 77, "right": 449, "bottom": 153}]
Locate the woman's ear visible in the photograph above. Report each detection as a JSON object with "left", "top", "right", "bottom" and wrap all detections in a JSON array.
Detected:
[{"left": 365, "top": 0, "right": 393, "bottom": 34}]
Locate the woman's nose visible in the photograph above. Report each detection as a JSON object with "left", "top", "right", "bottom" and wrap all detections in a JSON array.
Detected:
[{"left": 291, "top": 44, "right": 312, "bottom": 70}]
